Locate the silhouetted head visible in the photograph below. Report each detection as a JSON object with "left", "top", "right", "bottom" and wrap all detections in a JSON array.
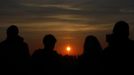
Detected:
[
  {"left": 7, "top": 25, "right": 19, "bottom": 38},
  {"left": 43, "top": 34, "right": 57, "bottom": 51},
  {"left": 84, "top": 35, "right": 102, "bottom": 55},
  {"left": 112, "top": 21, "right": 129, "bottom": 39}
]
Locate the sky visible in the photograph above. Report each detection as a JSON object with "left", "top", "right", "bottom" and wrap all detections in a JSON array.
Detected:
[{"left": 0, "top": 0, "right": 134, "bottom": 56}]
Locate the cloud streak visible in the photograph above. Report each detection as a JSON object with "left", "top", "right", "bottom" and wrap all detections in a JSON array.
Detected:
[{"left": 0, "top": 0, "right": 134, "bottom": 37}]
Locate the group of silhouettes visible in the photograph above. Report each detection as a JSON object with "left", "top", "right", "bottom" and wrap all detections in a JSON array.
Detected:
[{"left": 0, "top": 21, "right": 134, "bottom": 75}]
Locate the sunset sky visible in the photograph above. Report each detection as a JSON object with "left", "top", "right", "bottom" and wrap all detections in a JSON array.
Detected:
[{"left": 0, "top": 0, "right": 134, "bottom": 56}]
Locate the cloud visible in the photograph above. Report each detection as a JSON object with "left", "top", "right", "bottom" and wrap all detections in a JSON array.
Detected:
[{"left": 0, "top": 0, "right": 134, "bottom": 29}]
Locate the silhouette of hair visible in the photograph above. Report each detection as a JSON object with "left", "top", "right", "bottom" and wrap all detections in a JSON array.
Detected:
[
  {"left": 103, "top": 21, "right": 134, "bottom": 74},
  {"left": 0, "top": 25, "right": 30, "bottom": 73},
  {"left": 113, "top": 21, "right": 129, "bottom": 38},
  {"left": 7, "top": 25, "right": 19, "bottom": 37},
  {"left": 84, "top": 35, "right": 102, "bottom": 55},
  {"left": 80, "top": 35, "right": 103, "bottom": 74},
  {"left": 31, "top": 34, "right": 60, "bottom": 74},
  {"left": 43, "top": 34, "right": 57, "bottom": 50}
]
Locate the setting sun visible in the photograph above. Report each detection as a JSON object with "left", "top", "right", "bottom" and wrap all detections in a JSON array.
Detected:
[{"left": 66, "top": 46, "right": 71, "bottom": 52}]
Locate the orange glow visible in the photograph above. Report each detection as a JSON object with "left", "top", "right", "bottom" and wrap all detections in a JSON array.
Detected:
[{"left": 66, "top": 46, "right": 71, "bottom": 52}]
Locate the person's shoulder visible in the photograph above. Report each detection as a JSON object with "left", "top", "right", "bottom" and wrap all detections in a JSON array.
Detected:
[
  {"left": 32, "top": 49, "right": 44, "bottom": 56},
  {"left": 22, "top": 42, "right": 28, "bottom": 47},
  {"left": 0, "top": 41, "right": 5, "bottom": 45},
  {"left": 0, "top": 40, "right": 8, "bottom": 46},
  {"left": 128, "top": 39, "right": 134, "bottom": 46},
  {"left": 53, "top": 50, "right": 57, "bottom": 53},
  {"left": 128, "top": 39, "right": 134, "bottom": 45},
  {"left": 129, "top": 39, "right": 134, "bottom": 43},
  {"left": 103, "top": 46, "right": 113, "bottom": 54},
  {"left": 51, "top": 50, "right": 60, "bottom": 57},
  {"left": 52, "top": 50, "right": 58, "bottom": 55},
  {"left": 18, "top": 36, "right": 27, "bottom": 44},
  {"left": 104, "top": 47, "right": 110, "bottom": 52}
]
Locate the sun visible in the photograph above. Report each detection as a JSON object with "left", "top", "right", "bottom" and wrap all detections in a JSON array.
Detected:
[{"left": 66, "top": 46, "right": 71, "bottom": 52}]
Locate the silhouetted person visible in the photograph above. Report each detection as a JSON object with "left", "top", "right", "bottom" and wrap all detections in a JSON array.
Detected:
[
  {"left": 0, "top": 25, "right": 30, "bottom": 74},
  {"left": 103, "top": 21, "right": 134, "bottom": 74},
  {"left": 31, "top": 34, "right": 60, "bottom": 75},
  {"left": 79, "top": 35, "right": 103, "bottom": 75},
  {"left": 59, "top": 55, "right": 79, "bottom": 75}
]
